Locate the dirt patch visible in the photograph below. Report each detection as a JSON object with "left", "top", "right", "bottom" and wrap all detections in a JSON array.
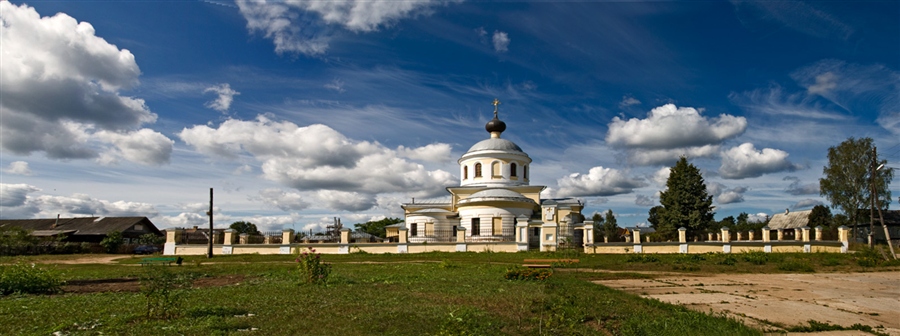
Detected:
[
  {"left": 595, "top": 272, "right": 900, "bottom": 335},
  {"left": 63, "top": 274, "right": 247, "bottom": 294}
]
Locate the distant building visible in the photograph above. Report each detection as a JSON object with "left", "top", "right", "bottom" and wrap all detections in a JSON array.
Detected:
[
  {"left": 0, "top": 216, "right": 163, "bottom": 243},
  {"left": 399, "top": 100, "right": 585, "bottom": 251},
  {"left": 767, "top": 209, "right": 813, "bottom": 230}
]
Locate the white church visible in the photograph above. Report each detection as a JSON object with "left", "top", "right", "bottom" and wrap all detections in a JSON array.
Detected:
[{"left": 398, "top": 100, "right": 586, "bottom": 251}]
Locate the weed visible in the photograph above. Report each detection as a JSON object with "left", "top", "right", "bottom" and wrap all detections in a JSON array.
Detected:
[
  {"left": 295, "top": 247, "right": 331, "bottom": 285},
  {"left": 436, "top": 307, "right": 494, "bottom": 336},
  {"left": 139, "top": 264, "right": 194, "bottom": 319},
  {"left": 787, "top": 320, "right": 886, "bottom": 335},
  {"left": 626, "top": 254, "right": 660, "bottom": 263},
  {"left": 777, "top": 261, "right": 815, "bottom": 272},
  {"left": 185, "top": 306, "right": 249, "bottom": 318},
  {"left": 438, "top": 259, "right": 458, "bottom": 269},
  {"left": 505, "top": 268, "right": 552, "bottom": 281},
  {"left": 0, "top": 263, "right": 62, "bottom": 295},
  {"left": 716, "top": 255, "right": 738, "bottom": 266},
  {"left": 741, "top": 251, "right": 768, "bottom": 265}
]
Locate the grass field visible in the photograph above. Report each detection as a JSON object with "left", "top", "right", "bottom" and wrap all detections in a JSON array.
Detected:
[{"left": 1, "top": 250, "right": 897, "bottom": 335}]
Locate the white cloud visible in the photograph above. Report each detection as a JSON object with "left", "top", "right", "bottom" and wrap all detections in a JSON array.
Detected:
[
  {"left": 707, "top": 182, "right": 748, "bottom": 205},
  {"left": 619, "top": 96, "right": 641, "bottom": 108},
  {"left": 0, "top": 183, "right": 41, "bottom": 207},
  {"left": 728, "top": 85, "right": 850, "bottom": 120},
  {"left": 396, "top": 143, "right": 452, "bottom": 163},
  {"left": 730, "top": 1, "right": 854, "bottom": 41},
  {"left": 719, "top": 143, "right": 801, "bottom": 179},
  {"left": 255, "top": 188, "right": 309, "bottom": 211},
  {"left": 179, "top": 116, "right": 456, "bottom": 204},
  {"left": 315, "top": 190, "right": 376, "bottom": 211},
  {"left": 634, "top": 195, "right": 654, "bottom": 207},
  {"left": 0, "top": 3, "right": 172, "bottom": 165},
  {"left": 747, "top": 212, "right": 769, "bottom": 223},
  {"left": 650, "top": 167, "right": 670, "bottom": 187},
  {"left": 0, "top": 184, "right": 159, "bottom": 219},
  {"left": 204, "top": 83, "right": 240, "bottom": 112},
  {"left": 556, "top": 166, "right": 647, "bottom": 197},
  {"left": 235, "top": 0, "right": 451, "bottom": 55},
  {"left": 791, "top": 198, "right": 823, "bottom": 210},
  {"left": 606, "top": 104, "right": 746, "bottom": 165},
  {"left": 324, "top": 78, "right": 346, "bottom": 93},
  {"left": 3, "top": 161, "right": 32, "bottom": 176},
  {"left": 783, "top": 176, "right": 819, "bottom": 195},
  {"left": 492, "top": 30, "right": 510, "bottom": 52},
  {"left": 94, "top": 129, "right": 175, "bottom": 165}
]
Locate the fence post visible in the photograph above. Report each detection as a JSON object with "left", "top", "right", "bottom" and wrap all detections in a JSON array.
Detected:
[
  {"left": 456, "top": 226, "right": 467, "bottom": 252},
  {"left": 678, "top": 227, "right": 687, "bottom": 253},
  {"left": 222, "top": 229, "right": 235, "bottom": 255},
  {"left": 777, "top": 228, "right": 784, "bottom": 241},
  {"left": 280, "top": 229, "right": 294, "bottom": 255},
  {"left": 762, "top": 226, "right": 771, "bottom": 253},
  {"left": 815, "top": 226, "right": 823, "bottom": 241},
  {"left": 736, "top": 231, "right": 744, "bottom": 241},
  {"left": 632, "top": 228, "right": 642, "bottom": 253},
  {"left": 583, "top": 220, "right": 594, "bottom": 245},
  {"left": 398, "top": 228, "right": 408, "bottom": 253},
  {"left": 748, "top": 230, "right": 755, "bottom": 241},
  {"left": 239, "top": 233, "right": 248, "bottom": 245},
  {"left": 801, "top": 226, "right": 811, "bottom": 252},
  {"left": 838, "top": 225, "right": 850, "bottom": 253},
  {"left": 516, "top": 216, "right": 529, "bottom": 252},
  {"left": 339, "top": 228, "right": 351, "bottom": 254},
  {"left": 721, "top": 227, "right": 731, "bottom": 253},
  {"left": 163, "top": 228, "right": 182, "bottom": 255},
  {"left": 707, "top": 232, "right": 713, "bottom": 242},
  {"left": 794, "top": 228, "right": 802, "bottom": 241}
]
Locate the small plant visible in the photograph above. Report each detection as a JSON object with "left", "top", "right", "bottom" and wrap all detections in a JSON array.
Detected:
[
  {"left": 741, "top": 251, "right": 768, "bottom": 265},
  {"left": 787, "top": 320, "right": 882, "bottom": 334},
  {"left": 505, "top": 267, "right": 552, "bottom": 281},
  {"left": 626, "top": 254, "right": 660, "bottom": 263},
  {"left": 296, "top": 247, "right": 331, "bottom": 285},
  {"left": 716, "top": 255, "right": 737, "bottom": 266},
  {"left": 436, "top": 307, "right": 492, "bottom": 336},
  {"left": 438, "top": 260, "right": 457, "bottom": 269},
  {"left": 777, "top": 260, "right": 815, "bottom": 272},
  {"left": 140, "top": 265, "right": 193, "bottom": 319},
  {"left": 0, "top": 263, "right": 63, "bottom": 295}
]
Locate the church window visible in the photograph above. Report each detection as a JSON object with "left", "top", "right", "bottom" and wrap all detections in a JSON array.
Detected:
[
  {"left": 471, "top": 218, "right": 481, "bottom": 236},
  {"left": 524, "top": 165, "right": 528, "bottom": 179},
  {"left": 510, "top": 163, "right": 517, "bottom": 177},
  {"left": 474, "top": 163, "right": 482, "bottom": 177},
  {"left": 491, "top": 162, "right": 501, "bottom": 177},
  {"left": 410, "top": 223, "right": 418, "bottom": 237},
  {"left": 463, "top": 166, "right": 468, "bottom": 179},
  {"left": 492, "top": 217, "right": 502, "bottom": 236}
]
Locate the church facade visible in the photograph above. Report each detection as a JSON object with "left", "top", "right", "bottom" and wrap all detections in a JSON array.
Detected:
[{"left": 400, "top": 100, "right": 585, "bottom": 251}]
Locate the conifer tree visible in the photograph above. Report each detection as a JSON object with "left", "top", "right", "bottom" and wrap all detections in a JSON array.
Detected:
[{"left": 658, "top": 157, "right": 715, "bottom": 239}]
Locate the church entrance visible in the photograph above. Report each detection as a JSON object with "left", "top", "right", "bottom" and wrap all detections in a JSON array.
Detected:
[{"left": 528, "top": 227, "right": 540, "bottom": 250}]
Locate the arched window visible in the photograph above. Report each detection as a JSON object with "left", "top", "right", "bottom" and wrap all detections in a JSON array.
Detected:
[
  {"left": 491, "top": 161, "right": 501, "bottom": 177},
  {"left": 524, "top": 165, "right": 528, "bottom": 180},
  {"left": 474, "top": 163, "right": 482, "bottom": 177},
  {"left": 463, "top": 166, "right": 468, "bottom": 179},
  {"left": 510, "top": 163, "right": 517, "bottom": 177}
]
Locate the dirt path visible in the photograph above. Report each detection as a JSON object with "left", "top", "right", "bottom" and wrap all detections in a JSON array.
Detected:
[{"left": 595, "top": 272, "right": 900, "bottom": 335}]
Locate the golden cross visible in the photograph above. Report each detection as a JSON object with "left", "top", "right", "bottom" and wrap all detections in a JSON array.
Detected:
[{"left": 492, "top": 98, "right": 500, "bottom": 118}]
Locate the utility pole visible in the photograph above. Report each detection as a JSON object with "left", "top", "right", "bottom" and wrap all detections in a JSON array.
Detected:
[
  {"left": 208, "top": 187, "right": 214, "bottom": 259},
  {"left": 870, "top": 147, "right": 876, "bottom": 248}
]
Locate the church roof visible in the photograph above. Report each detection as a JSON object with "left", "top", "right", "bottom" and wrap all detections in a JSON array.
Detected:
[
  {"left": 768, "top": 210, "right": 812, "bottom": 229},
  {"left": 458, "top": 188, "right": 535, "bottom": 205},
  {"left": 466, "top": 138, "right": 525, "bottom": 154}
]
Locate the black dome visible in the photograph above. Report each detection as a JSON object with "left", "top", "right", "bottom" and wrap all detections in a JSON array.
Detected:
[{"left": 485, "top": 117, "right": 506, "bottom": 133}]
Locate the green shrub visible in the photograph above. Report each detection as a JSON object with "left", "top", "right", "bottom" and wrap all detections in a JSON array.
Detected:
[
  {"left": 436, "top": 307, "right": 494, "bottom": 336},
  {"left": 100, "top": 231, "right": 124, "bottom": 254},
  {"left": 626, "top": 254, "right": 660, "bottom": 263},
  {"left": 716, "top": 255, "right": 738, "bottom": 266},
  {"left": 0, "top": 263, "right": 63, "bottom": 295},
  {"left": 741, "top": 251, "right": 768, "bottom": 265},
  {"left": 777, "top": 261, "right": 815, "bottom": 272},
  {"left": 185, "top": 306, "right": 249, "bottom": 318},
  {"left": 140, "top": 265, "right": 194, "bottom": 319},
  {"left": 674, "top": 253, "right": 706, "bottom": 264},
  {"left": 296, "top": 247, "right": 331, "bottom": 285},
  {"left": 504, "top": 267, "right": 552, "bottom": 281},
  {"left": 787, "top": 320, "right": 880, "bottom": 334}
]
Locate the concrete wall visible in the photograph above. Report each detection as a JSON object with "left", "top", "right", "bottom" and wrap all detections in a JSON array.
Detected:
[{"left": 583, "top": 241, "right": 844, "bottom": 254}]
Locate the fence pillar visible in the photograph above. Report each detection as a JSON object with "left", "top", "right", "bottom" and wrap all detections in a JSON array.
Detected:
[
  {"left": 777, "top": 229, "right": 784, "bottom": 241},
  {"left": 520, "top": 216, "right": 535, "bottom": 252},
  {"left": 239, "top": 233, "right": 248, "bottom": 245},
  {"left": 398, "top": 228, "right": 408, "bottom": 253},
  {"left": 815, "top": 226, "right": 823, "bottom": 241},
  {"left": 279, "top": 229, "right": 294, "bottom": 255},
  {"left": 715, "top": 233, "right": 721, "bottom": 241},
  {"left": 583, "top": 220, "right": 594, "bottom": 246},
  {"left": 721, "top": 227, "right": 731, "bottom": 253},
  {"left": 632, "top": 228, "right": 642, "bottom": 253},
  {"left": 838, "top": 226, "right": 850, "bottom": 253},
  {"left": 457, "top": 226, "right": 467, "bottom": 252},
  {"left": 792, "top": 228, "right": 801, "bottom": 241},
  {"left": 736, "top": 231, "right": 744, "bottom": 241},
  {"left": 707, "top": 232, "right": 714, "bottom": 242},
  {"left": 540, "top": 221, "right": 558, "bottom": 252},
  {"left": 801, "top": 226, "right": 810, "bottom": 242},
  {"left": 221, "top": 229, "right": 235, "bottom": 255},
  {"left": 678, "top": 227, "right": 688, "bottom": 253},
  {"left": 748, "top": 230, "right": 755, "bottom": 241},
  {"left": 761, "top": 227, "right": 771, "bottom": 242},
  {"left": 163, "top": 229, "right": 182, "bottom": 255},
  {"left": 339, "top": 228, "right": 351, "bottom": 254}
]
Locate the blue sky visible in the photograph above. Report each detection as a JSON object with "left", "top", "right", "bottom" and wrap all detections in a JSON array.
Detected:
[{"left": 1, "top": 0, "right": 899, "bottom": 231}]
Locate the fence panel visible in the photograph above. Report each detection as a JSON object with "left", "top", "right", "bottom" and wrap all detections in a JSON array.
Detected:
[
  {"left": 409, "top": 228, "right": 456, "bottom": 243},
  {"left": 466, "top": 227, "right": 515, "bottom": 242}
]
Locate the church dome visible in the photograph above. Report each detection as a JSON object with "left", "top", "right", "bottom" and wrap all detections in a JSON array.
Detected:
[
  {"left": 485, "top": 116, "right": 506, "bottom": 133},
  {"left": 458, "top": 188, "right": 535, "bottom": 205},
  {"left": 466, "top": 138, "right": 524, "bottom": 154}
]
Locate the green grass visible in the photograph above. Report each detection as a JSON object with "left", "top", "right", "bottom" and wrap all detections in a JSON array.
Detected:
[{"left": 0, "top": 250, "right": 895, "bottom": 335}]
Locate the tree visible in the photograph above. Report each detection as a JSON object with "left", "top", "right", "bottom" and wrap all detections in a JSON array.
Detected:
[
  {"left": 591, "top": 212, "right": 605, "bottom": 242},
  {"left": 100, "top": 231, "right": 124, "bottom": 254},
  {"left": 819, "top": 137, "right": 893, "bottom": 240},
  {"left": 807, "top": 205, "right": 833, "bottom": 228},
  {"left": 601, "top": 210, "right": 620, "bottom": 242},
  {"left": 229, "top": 221, "right": 260, "bottom": 235},
  {"left": 658, "top": 157, "right": 715, "bottom": 239},
  {"left": 354, "top": 217, "right": 403, "bottom": 238},
  {"left": 647, "top": 206, "right": 662, "bottom": 231}
]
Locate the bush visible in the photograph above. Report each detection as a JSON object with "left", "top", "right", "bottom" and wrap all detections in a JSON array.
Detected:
[
  {"left": 741, "top": 251, "right": 768, "bottom": 265},
  {"left": 504, "top": 267, "right": 552, "bottom": 281},
  {"left": 100, "top": 231, "right": 124, "bottom": 254},
  {"left": 715, "top": 255, "right": 738, "bottom": 266},
  {"left": 140, "top": 265, "right": 194, "bottom": 319},
  {"left": 626, "top": 254, "right": 660, "bottom": 263},
  {"left": 296, "top": 247, "right": 331, "bottom": 285},
  {"left": 0, "top": 263, "right": 63, "bottom": 295}
]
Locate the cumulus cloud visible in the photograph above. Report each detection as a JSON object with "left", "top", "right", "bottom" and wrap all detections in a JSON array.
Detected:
[
  {"left": 255, "top": 188, "right": 309, "bottom": 211},
  {"left": 791, "top": 198, "right": 823, "bottom": 210},
  {"left": 0, "top": 183, "right": 159, "bottom": 219},
  {"left": 719, "top": 143, "right": 802, "bottom": 179},
  {"left": 0, "top": 3, "right": 172, "bottom": 165},
  {"left": 747, "top": 212, "right": 769, "bottom": 223},
  {"left": 606, "top": 104, "right": 746, "bottom": 165},
  {"left": 783, "top": 176, "right": 819, "bottom": 195},
  {"left": 236, "top": 0, "right": 451, "bottom": 55},
  {"left": 94, "top": 129, "right": 174, "bottom": 165},
  {"left": 180, "top": 116, "right": 456, "bottom": 209},
  {"left": 315, "top": 190, "right": 376, "bottom": 211},
  {"left": 707, "top": 182, "right": 748, "bottom": 204},
  {"left": 492, "top": 30, "right": 510, "bottom": 52},
  {"left": 650, "top": 167, "right": 671, "bottom": 187},
  {"left": 634, "top": 195, "right": 655, "bottom": 207},
  {"left": 3, "top": 161, "right": 32, "bottom": 176},
  {"left": 556, "top": 167, "right": 647, "bottom": 197},
  {"left": 204, "top": 83, "right": 240, "bottom": 112},
  {"left": 396, "top": 143, "right": 452, "bottom": 163}
]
